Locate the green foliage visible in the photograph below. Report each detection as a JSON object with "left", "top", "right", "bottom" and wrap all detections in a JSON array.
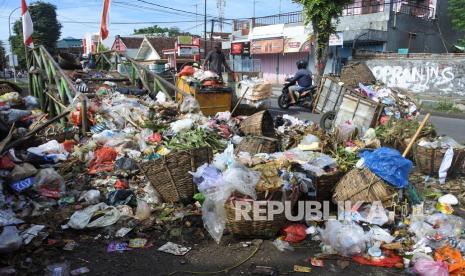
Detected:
[
  {"left": 134, "top": 25, "right": 192, "bottom": 37},
  {"left": 435, "top": 101, "right": 462, "bottom": 113},
  {"left": 10, "top": 1, "right": 62, "bottom": 68},
  {"left": 293, "top": 0, "right": 352, "bottom": 75},
  {"left": 448, "top": 0, "right": 465, "bottom": 46}
]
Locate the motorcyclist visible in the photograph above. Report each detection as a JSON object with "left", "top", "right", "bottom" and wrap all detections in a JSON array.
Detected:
[{"left": 285, "top": 60, "right": 313, "bottom": 104}]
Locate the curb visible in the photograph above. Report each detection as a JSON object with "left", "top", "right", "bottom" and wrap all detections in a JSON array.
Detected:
[{"left": 422, "top": 110, "right": 465, "bottom": 120}]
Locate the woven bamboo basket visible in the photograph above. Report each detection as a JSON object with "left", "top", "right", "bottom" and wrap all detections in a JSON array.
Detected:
[
  {"left": 235, "top": 136, "right": 279, "bottom": 155},
  {"left": 239, "top": 110, "right": 275, "bottom": 138},
  {"left": 139, "top": 147, "right": 213, "bottom": 203},
  {"left": 332, "top": 167, "right": 397, "bottom": 207},
  {"left": 311, "top": 170, "right": 344, "bottom": 201},
  {"left": 413, "top": 144, "right": 465, "bottom": 177},
  {"left": 225, "top": 188, "right": 300, "bottom": 238}
]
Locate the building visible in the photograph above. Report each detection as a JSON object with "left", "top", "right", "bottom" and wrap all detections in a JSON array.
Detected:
[
  {"left": 134, "top": 36, "right": 177, "bottom": 63},
  {"left": 57, "top": 37, "right": 83, "bottom": 56},
  {"left": 110, "top": 35, "right": 144, "bottom": 59},
  {"left": 82, "top": 33, "right": 100, "bottom": 55},
  {"left": 231, "top": 0, "right": 462, "bottom": 83}
]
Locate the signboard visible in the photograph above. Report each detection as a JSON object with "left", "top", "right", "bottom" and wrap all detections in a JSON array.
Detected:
[
  {"left": 251, "top": 38, "right": 284, "bottom": 55},
  {"left": 8, "top": 54, "right": 18, "bottom": 67},
  {"left": 178, "top": 46, "right": 198, "bottom": 56},
  {"left": 329, "top": 32, "right": 344, "bottom": 46},
  {"left": 231, "top": 42, "right": 244, "bottom": 55},
  {"left": 398, "top": 48, "right": 409, "bottom": 55},
  {"left": 284, "top": 37, "right": 311, "bottom": 53},
  {"left": 178, "top": 36, "right": 193, "bottom": 45}
]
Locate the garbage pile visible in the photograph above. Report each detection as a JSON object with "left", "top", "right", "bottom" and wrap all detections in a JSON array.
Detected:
[{"left": 1, "top": 72, "right": 464, "bottom": 275}]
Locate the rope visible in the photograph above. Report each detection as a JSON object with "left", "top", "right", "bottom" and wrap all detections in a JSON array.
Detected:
[{"left": 166, "top": 241, "right": 262, "bottom": 275}]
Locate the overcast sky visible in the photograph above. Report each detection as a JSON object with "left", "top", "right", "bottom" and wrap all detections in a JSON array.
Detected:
[{"left": 0, "top": 0, "right": 302, "bottom": 54}]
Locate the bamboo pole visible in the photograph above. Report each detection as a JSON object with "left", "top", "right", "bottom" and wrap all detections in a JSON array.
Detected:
[{"left": 402, "top": 113, "right": 431, "bottom": 157}]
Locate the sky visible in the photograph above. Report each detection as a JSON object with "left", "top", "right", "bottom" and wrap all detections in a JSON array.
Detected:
[{"left": 0, "top": 0, "right": 302, "bottom": 54}]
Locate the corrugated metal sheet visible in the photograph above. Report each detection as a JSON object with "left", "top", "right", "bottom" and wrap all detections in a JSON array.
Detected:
[{"left": 258, "top": 52, "right": 309, "bottom": 84}]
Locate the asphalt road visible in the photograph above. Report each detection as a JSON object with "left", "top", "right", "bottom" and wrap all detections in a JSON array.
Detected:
[{"left": 268, "top": 93, "right": 465, "bottom": 142}]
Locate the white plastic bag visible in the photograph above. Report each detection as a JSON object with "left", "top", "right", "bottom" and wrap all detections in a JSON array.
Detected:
[
  {"left": 336, "top": 121, "right": 356, "bottom": 142},
  {"left": 155, "top": 92, "right": 167, "bottom": 103},
  {"left": 179, "top": 95, "right": 200, "bottom": 114},
  {"left": 212, "top": 143, "right": 235, "bottom": 171},
  {"left": 78, "top": 190, "right": 101, "bottom": 204},
  {"left": 67, "top": 203, "right": 120, "bottom": 229},
  {"left": 438, "top": 147, "right": 454, "bottom": 184},
  {"left": 319, "top": 220, "right": 367, "bottom": 256},
  {"left": 170, "top": 119, "right": 194, "bottom": 134}
]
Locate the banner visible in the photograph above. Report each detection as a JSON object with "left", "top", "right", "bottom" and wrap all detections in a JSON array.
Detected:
[
  {"left": 329, "top": 32, "right": 344, "bottom": 46},
  {"left": 21, "top": 0, "right": 34, "bottom": 47},
  {"left": 251, "top": 39, "right": 284, "bottom": 55},
  {"left": 284, "top": 37, "right": 311, "bottom": 53},
  {"left": 231, "top": 42, "right": 243, "bottom": 55},
  {"left": 100, "top": 0, "right": 111, "bottom": 40}
]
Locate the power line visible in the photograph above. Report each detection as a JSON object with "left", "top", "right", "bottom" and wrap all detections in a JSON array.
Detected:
[
  {"left": 59, "top": 20, "right": 200, "bottom": 25},
  {"left": 113, "top": 1, "right": 196, "bottom": 18}
]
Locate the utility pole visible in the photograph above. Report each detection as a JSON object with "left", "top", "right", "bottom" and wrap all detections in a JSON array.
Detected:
[
  {"left": 204, "top": 0, "right": 207, "bottom": 59},
  {"left": 8, "top": 7, "right": 21, "bottom": 83}
]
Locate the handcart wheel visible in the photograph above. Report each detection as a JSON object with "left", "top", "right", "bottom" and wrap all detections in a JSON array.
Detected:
[{"left": 320, "top": 111, "right": 336, "bottom": 131}]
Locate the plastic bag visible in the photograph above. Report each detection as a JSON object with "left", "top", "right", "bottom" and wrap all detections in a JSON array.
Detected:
[
  {"left": 170, "top": 118, "right": 194, "bottom": 133},
  {"left": 434, "top": 245, "right": 465, "bottom": 275},
  {"left": 360, "top": 147, "right": 412, "bottom": 188},
  {"left": 1, "top": 109, "right": 31, "bottom": 123},
  {"left": 319, "top": 220, "right": 367, "bottom": 256},
  {"left": 0, "top": 154, "right": 15, "bottom": 170},
  {"left": 179, "top": 95, "right": 200, "bottom": 114},
  {"left": 438, "top": 147, "right": 453, "bottom": 184},
  {"left": 191, "top": 164, "right": 223, "bottom": 192},
  {"left": 78, "top": 190, "right": 101, "bottom": 204},
  {"left": 155, "top": 92, "right": 167, "bottom": 103},
  {"left": 135, "top": 199, "right": 151, "bottom": 220},
  {"left": 282, "top": 224, "right": 307, "bottom": 243},
  {"left": 138, "top": 129, "right": 154, "bottom": 153},
  {"left": 27, "top": 140, "right": 68, "bottom": 162},
  {"left": 201, "top": 163, "right": 260, "bottom": 243},
  {"left": 336, "top": 121, "right": 356, "bottom": 142},
  {"left": 44, "top": 262, "right": 70, "bottom": 276},
  {"left": 34, "top": 168, "right": 66, "bottom": 197},
  {"left": 413, "top": 259, "right": 449, "bottom": 276},
  {"left": 88, "top": 147, "right": 118, "bottom": 174},
  {"left": 24, "top": 96, "right": 39, "bottom": 110},
  {"left": 0, "top": 210, "right": 24, "bottom": 227},
  {"left": 0, "top": 226, "right": 22, "bottom": 253},
  {"left": 273, "top": 238, "right": 294, "bottom": 252},
  {"left": 67, "top": 203, "right": 120, "bottom": 229},
  {"left": 212, "top": 144, "right": 235, "bottom": 171}
]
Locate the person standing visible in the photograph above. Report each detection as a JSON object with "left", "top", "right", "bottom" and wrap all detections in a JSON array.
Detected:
[{"left": 202, "top": 42, "right": 233, "bottom": 79}]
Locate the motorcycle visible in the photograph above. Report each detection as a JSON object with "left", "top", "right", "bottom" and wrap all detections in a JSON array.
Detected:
[{"left": 278, "top": 80, "right": 317, "bottom": 110}]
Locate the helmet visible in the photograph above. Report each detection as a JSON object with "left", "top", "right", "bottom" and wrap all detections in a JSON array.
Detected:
[{"left": 296, "top": 59, "right": 308, "bottom": 69}]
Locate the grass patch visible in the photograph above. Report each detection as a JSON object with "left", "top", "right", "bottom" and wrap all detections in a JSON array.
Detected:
[{"left": 434, "top": 101, "right": 462, "bottom": 113}]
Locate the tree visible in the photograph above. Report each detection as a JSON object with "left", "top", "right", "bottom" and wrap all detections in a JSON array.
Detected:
[
  {"left": 10, "top": 1, "right": 62, "bottom": 68},
  {"left": 449, "top": 0, "right": 465, "bottom": 46},
  {"left": 0, "top": 41, "right": 5, "bottom": 71},
  {"left": 294, "top": 0, "right": 352, "bottom": 78},
  {"left": 134, "top": 25, "right": 192, "bottom": 37}
]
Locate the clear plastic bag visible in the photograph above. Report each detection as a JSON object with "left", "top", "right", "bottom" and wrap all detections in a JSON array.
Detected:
[
  {"left": 9, "top": 163, "right": 37, "bottom": 182},
  {"left": 78, "top": 190, "right": 101, "bottom": 204},
  {"left": 319, "top": 220, "right": 367, "bottom": 256},
  {"left": 135, "top": 199, "right": 151, "bottom": 220},
  {"left": 34, "top": 168, "right": 66, "bottom": 195},
  {"left": 273, "top": 238, "right": 294, "bottom": 252},
  {"left": 179, "top": 95, "right": 200, "bottom": 114},
  {"left": 336, "top": 121, "right": 356, "bottom": 142},
  {"left": 212, "top": 144, "right": 235, "bottom": 171},
  {"left": 190, "top": 164, "right": 223, "bottom": 192},
  {"left": 439, "top": 147, "right": 454, "bottom": 184}
]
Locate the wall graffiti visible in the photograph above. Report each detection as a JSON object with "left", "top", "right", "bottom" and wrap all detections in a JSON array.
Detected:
[{"left": 364, "top": 60, "right": 465, "bottom": 97}]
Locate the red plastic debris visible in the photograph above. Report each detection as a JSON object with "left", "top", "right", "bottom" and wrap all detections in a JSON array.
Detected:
[
  {"left": 281, "top": 224, "right": 307, "bottom": 243},
  {"left": 0, "top": 154, "right": 15, "bottom": 170},
  {"left": 352, "top": 249, "right": 403, "bottom": 268},
  {"left": 88, "top": 147, "right": 118, "bottom": 175}
]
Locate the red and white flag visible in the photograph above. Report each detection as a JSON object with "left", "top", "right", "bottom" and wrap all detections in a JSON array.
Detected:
[
  {"left": 21, "top": 0, "right": 34, "bottom": 47},
  {"left": 100, "top": 0, "right": 111, "bottom": 40}
]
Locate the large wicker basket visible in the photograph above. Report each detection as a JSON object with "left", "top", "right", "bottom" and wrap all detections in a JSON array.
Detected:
[
  {"left": 225, "top": 188, "right": 300, "bottom": 238},
  {"left": 239, "top": 110, "right": 275, "bottom": 138},
  {"left": 332, "top": 167, "right": 397, "bottom": 207},
  {"left": 311, "top": 170, "right": 344, "bottom": 201},
  {"left": 413, "top": 144, "right": 465, "bottom": 177},
  {"left": 139, "top": 147, "right": 213, "bottom": 203},
  {"left": 235, "top": 136, "right": 279, "bottom": 155}
]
